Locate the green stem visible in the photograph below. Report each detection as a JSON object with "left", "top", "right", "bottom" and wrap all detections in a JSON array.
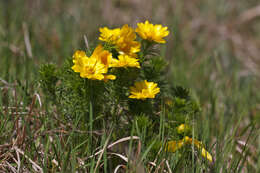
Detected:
[
  {"left": 89, "top": 80, "right": 93, "bottom": 148},
  {"left": 143, "top": 41, "right": 153, "bottom": 57},
  {"left": 85, "top": 79, "right": 93, "bottom": 153}
]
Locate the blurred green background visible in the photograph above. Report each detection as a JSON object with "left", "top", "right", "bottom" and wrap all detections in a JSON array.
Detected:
[
  {"left": 1, "top": 0, "right": 260, "bottom": 84},
  {"left": 1, "top": 0, "right": 260, "bottom": 171}
]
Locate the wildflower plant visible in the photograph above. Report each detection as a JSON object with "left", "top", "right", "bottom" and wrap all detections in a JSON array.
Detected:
[{"left": 39, "top": 20, "right": 212, "bottom": 171}]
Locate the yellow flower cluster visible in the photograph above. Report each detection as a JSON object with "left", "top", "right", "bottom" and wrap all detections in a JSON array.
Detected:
[
  {"left": 72, "top": 20, "right": 168, "bottom": 98},
  {"left": 70, "top": 22, "right": 212, "bottom": 164},
  {"left": 71, "top": 45, "right": 141, "bottom": 81},
  {"left": 166, "top": 136, "right": 213, "bottom": 162},
  {"left": 100, "top": 21, "right": 169, "bottom": 46},
  {"left": 99, "top": 24, "right": 140, "bottom": 58}
]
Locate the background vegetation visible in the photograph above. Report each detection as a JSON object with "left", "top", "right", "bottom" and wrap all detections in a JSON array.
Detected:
[{"left": 0, "top": 0, "right": 260, "bottom": 172}]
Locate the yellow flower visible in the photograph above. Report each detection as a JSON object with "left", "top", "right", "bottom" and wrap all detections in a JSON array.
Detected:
[
  {"left": 166, "top": 140, "right": 185, "bottom": 153},
  {"left": 79, "top": 58, "right": 107, "bottom": 80},
  {"left": 99, "top": 27, "right": 121, "bottom": 44},
  {"left": 136, "top": 20, "right": 169, "bottom": 43},
  {"left": 111, "top": 54, "right": 140, "bottom": 68},
  {"left": 116, "top": 24, "right": 140, "bottom": 57},
  {"left": 91, "top": 44, "right": 117, "bottom": 68},
  {"left": 103, "top": 74, "right": 116, "bottom": 82},
  {"left": 99, "top": 25, "right": 141, "bottom": 57},
  {"left": 129, "top": 80, "right": 160, "bottom": 99},
  {"left": 71, "top": 50, "right": 87, "bottom": 73},
  {"left": 71, "top": 46, "right": 116, "bottom": 81},
  {"left": 177, "top": 124, "right": 190, "bottom": 134},
  {"left": 184, "top": 137, "right": 213, "bottom": 162},
  {"left": 177, "top": 124, "right": 186, "bottom": 134},
  {"left": 166, "top": 136, "right": 213, "bottom": 162}
]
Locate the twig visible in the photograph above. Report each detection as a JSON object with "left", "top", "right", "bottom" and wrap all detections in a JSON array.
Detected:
[
  {"left": 88, "top": 136, "right": 140, "bottom": 159},
  {"left": 5, "top": 161, "right": 17, "bottom": 173},
  {"left": 107, "top": 152, "right": 129, "bottom": 162},
  {"left": 0, "top": 78, "right": 9, "bottom": 86},
  {"left": 23, "top": 22, "right": 33, "bottom": 58},
  {"left": 154, "top": 158, "right": 165, "bottom": 173},
  {"left": 114, "top": 164, "right": 126, "bottom": 173},
  {"left": 15, "top": 149, "right": 20, "bottom": 173},
  {"left": 84, "top": 35, "right": 90, "bottom": 51},
  {"left": 239, "top": 5, "right": 260, "bottom": 23},
  {"left": 166, "top": 160, "right": 172, "bottom": 173},
  {"left": 94, "top": 127, "right": 114, "bottom": 172},
  {"left": 13, "top": 146, "right": 43, "bottom": 173},
  {"left": 34, "top": 93, "right": 42, "bottom": 108}
]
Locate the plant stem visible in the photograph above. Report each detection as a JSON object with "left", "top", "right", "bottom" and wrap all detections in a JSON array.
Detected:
[{"left": 89, "top": 80, "right": 93, "bottom": 150}]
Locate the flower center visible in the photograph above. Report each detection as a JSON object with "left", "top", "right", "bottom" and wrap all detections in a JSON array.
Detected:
[{"left": 87, "top": 67, "right": 95, "bottom": 74}]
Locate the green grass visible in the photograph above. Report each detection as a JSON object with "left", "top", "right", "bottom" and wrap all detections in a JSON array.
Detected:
[{"left": 1, "top": 0, "right": 260, "bottom": 172}]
